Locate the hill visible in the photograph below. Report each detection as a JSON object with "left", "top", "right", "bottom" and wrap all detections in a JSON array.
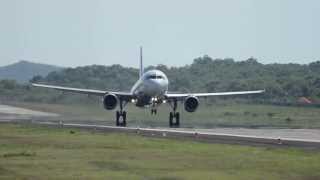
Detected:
[{"left": 0, "top": 60, "right": 63, "bottom": 83}]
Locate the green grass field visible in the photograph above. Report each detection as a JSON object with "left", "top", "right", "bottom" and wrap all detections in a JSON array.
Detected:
[
  {"left": 0, "top": 124, "right": 320, "bottom": 180},
  {"left": 11, "top": 102, "right": 320, "bottom": 128}
]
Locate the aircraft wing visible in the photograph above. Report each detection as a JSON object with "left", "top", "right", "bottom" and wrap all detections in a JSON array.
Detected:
[
  {"left": 165, "top": 90, "right": 265, "bottom": 99},
  {"left": 32, "top": 83, "right": 133, "bottom": 98}
]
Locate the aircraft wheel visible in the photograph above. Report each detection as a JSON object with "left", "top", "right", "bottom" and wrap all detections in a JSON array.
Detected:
[
  {"left": 151, "top": 109, "right": 157, "bottom": 115},
  {"left": 116, "top": 111, "right": 120, "bottom": 126},
  {"left": 122, "top": 111, "right": 127, "bottom": 126},
  {"left": 175, "top": 112, "right": 180, "bottom": 127},
  {"left": 169, "top": 112, "right": 174, "bottom": 127}
]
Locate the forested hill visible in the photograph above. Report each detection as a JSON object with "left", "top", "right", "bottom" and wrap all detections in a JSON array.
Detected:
[
  {"left": 0, "top": 60, "right": 63, "bottom": 83},
  {"left": 30, "top": 56, "right": 320, "bottom": 104}
]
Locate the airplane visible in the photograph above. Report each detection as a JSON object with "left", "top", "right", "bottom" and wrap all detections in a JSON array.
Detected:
[{"left": 32, "top": 47, "right": 265, "bottom": 127}]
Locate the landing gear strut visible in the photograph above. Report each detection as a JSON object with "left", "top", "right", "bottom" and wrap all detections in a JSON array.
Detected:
[
  {"left": 169, "top": 99, "right": 180, "bottom": 127},
  {"left": 116, "top": 99, "right": 127, "bottom": 127}
]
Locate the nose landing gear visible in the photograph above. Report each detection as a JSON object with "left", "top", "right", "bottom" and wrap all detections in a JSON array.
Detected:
[
  {"left": 151, "top": 109, "right": 157, "bottom": 115},
  {"left": 150, "top": 97, "right": 159, "bottom": 115}
]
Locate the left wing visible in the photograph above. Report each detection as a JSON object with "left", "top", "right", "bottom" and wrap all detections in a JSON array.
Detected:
[
  {"left": 165, "top": 90, "right": 265, "bottom": 100},
  {"left": 32, "top": 83, "right": 133, "bottom": 99}
]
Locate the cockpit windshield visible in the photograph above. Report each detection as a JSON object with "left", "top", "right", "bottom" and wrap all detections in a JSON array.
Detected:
[{"left": 146, "top": 75, "right": 164, "bottom": 80}]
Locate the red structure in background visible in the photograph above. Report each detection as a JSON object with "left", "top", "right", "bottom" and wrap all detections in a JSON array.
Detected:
[{"left": 298, "top": 97, "right": 313, "bottom": 104}]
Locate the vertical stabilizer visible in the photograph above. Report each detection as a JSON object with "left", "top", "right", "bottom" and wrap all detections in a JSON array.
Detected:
[{"left": 139, "top": 46, "right": 144, "bottom": 78}]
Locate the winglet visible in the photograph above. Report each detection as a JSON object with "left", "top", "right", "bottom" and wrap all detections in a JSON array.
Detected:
[{"left": 139, "top": 46, "right": 144, "bottom": 78}]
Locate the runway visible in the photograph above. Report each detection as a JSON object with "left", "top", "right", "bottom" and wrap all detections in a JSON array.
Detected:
[
  {"left": 1, "top": 104, "right": 320, "bottom": 149},
  {"left": 2, "top": 118, "right": 320, "bottom": 149}
]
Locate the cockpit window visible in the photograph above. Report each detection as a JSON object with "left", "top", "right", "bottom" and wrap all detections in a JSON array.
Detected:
[
  {"left": 148, "top": 75, "right": 157, "bottom": 79},
  {"left": 146, "top": 75, "right": 163, "bottom": 79}
]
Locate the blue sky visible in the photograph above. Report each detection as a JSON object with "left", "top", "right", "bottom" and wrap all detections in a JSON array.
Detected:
[{"left": 0, "top": 0, "right": 319, "bottom": 67}]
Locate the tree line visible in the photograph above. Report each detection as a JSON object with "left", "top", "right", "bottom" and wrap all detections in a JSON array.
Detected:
[{"left": 1, "top": 56, "right": 320, "bottom": 105}]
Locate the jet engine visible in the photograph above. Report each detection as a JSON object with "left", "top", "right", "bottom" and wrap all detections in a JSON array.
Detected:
[
  {"left": 103, "top": 94, "right": 118, "bottom": 110},
  {"left": 184, "top": 96, "right": 199, "bottom": 112}
]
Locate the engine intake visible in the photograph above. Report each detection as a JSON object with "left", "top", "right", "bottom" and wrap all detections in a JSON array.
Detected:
[
  {"left": 184, "top": 96, "right": 199, "bottom": 112},
  {"left": 103, "top": 94, "right": 118, "bottom": 110}
]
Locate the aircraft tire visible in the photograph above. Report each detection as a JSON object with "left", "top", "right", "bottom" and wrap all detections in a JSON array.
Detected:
[
  {"left": 169, "top": 112, "right": 174, "bottom": 127},
  {"left": 175, "top": 112, "right": 180, "bottom": 126},
  {"left": 116, "top": 111, "right": 120, "bottom": 126},
  {"left": 122, "top": 111, "right": 127, "bottom": 126}
]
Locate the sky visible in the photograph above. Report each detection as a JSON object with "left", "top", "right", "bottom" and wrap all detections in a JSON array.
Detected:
[{"left": 0, "top": 0, "right": 319, "bottom": 68}]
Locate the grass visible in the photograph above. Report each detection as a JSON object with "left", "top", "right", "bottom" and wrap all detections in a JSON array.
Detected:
[
  {"left": 9, "top": 101, "right": 320, "bottom": 128},
  {"left": 0, "top": 124, "right": 320, "bottom": 179}
]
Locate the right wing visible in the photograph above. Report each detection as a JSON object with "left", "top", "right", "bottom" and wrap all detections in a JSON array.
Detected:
[
  {"left": 32, "top": 83, "right": 133, "bottom": 99},
  {"left": 165, "top": 90, "right": 265, "bottom": 100}
]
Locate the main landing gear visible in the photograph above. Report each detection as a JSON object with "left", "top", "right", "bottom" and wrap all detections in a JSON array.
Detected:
[
  {"left": 169, "top": 99, "right": 180, "bottom": 127},
  {"left": 116, "top": 99, "right": 127, "bottom": 127}
]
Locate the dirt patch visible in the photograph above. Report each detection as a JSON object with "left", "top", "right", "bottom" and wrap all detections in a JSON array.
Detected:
[
  {"left": 90, "top": 161, "right": 129, "bottom": 171},
  {"left": 2, "top": 151, "right": 36, "bottom": 158},
  {"left": 0, "top": 104, "right": 59, "bottom": 117}
]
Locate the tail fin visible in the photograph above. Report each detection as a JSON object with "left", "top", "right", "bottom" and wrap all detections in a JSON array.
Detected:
[{"left": 139, "top": 46, "right": 144, "bottom": 78}]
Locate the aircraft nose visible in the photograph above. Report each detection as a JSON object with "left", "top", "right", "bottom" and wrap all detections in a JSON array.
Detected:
[
  {"left": 150, "top": 79, "right": 162, "bottom": 88},
  {"left": 146, "top": 79, "right": 164, "bottom": 95}
]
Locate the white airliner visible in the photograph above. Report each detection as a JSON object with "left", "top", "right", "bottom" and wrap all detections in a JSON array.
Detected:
[{"left": 32, "top": 47, "right": 264, "bottom": 127}]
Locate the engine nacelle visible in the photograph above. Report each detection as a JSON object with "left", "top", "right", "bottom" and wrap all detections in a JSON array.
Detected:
[
  {"left": 184, "top": 96, "right": 199, "bottom": 112},
  {"left": 103, "top": 94, "right": 118, "bottom": 110}
]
